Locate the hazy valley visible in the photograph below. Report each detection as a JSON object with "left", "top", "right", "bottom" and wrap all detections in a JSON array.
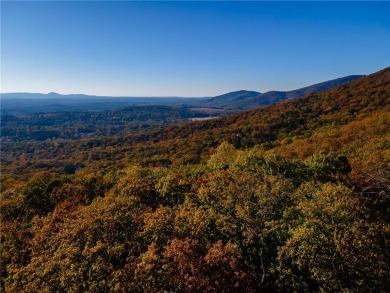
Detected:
[{"left": 1, "top": 74, "right": 363, "bottom": 142}]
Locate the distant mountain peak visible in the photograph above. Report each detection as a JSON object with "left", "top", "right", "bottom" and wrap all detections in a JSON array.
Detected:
[
  {"left": 205, "top": 74, "right": 365, "bottom": 109},
  {"left": 208, "top": 90, "right": 261, "bottom": 104}
]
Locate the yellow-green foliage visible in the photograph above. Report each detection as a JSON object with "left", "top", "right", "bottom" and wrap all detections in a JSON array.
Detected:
[{"left": 1, "top": 68, "right": 389, "bottom": 291}]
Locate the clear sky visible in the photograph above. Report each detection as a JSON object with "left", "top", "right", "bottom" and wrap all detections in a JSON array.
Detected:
[{"left": 2, "top": 1, "right": 389, "bottom": 97}]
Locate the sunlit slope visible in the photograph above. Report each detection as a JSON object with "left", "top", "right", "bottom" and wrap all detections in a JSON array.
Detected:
[
  {"left": 122, "top": 67, "right": 389, "bottom": 164},
  {"left": 1, "top": 68, "right": 388, "bottom": 176}
]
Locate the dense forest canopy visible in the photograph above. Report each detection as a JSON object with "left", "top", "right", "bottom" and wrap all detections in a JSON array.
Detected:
[
  {"left": 0, "top": 106, "right": 228, "bottom": 142},
  {"left": 1, "top": 68, "right": 389, "bottom": 292}
]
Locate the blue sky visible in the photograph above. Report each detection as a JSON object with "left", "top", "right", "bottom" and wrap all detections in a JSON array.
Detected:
[{"left": 2, "top": 1, "right": 389, "bottom": 96}]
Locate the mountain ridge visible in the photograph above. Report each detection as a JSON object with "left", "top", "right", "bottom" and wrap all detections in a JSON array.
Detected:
[
  {"left": 1, "top": 74, "right": 364, "bottom": 112},
  {"left": 203, "top": 74, "right": 364, "bottom": 108},
  {"left": 1, "top": 67, "right": 387, "bottom": 176}
]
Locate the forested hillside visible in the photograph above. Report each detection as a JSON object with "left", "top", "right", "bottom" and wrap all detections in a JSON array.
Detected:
[
  {"left": 197, "top": 74, "right": 363, "bottom": 109},
  {"left": 1, "top": 74, "right": 363, "bottom": 116},
  {"left": 1, "top": 68, "right": 388, "bottom": 176},
  {"left": 1, "top": 68, "right": 389, "bottom": 292}
]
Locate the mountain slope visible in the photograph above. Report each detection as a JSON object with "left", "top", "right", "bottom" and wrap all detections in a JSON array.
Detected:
[
  {"left": 1, "top": 75, "right": 363, "bottom": 114},
  {"left": 232, "top": 74, "right": 364, "bottom": 109},
  {"left": 1, "top": 68, "right": 387, "bottom": 176},
  {"left": 194, "top": 74, "right": 363, "bottom": 109},
  {"left": 121, "top": 69, "right": 385, "bottom": 165},
  {"left": 204, "top": 90, "right": 261, "bottom": 106}
]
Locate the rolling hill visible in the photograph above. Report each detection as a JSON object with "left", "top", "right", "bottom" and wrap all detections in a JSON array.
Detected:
[
  {"left": 201, "top": 74, "right": 364, "bottom": 109},
  {"left": 1, "top": 68, "right": 387, "bottom": 176},
  {"left": 204, "top": 90, "right": 261, "bottom": 105},
  {"left": 1, "top": 74, "right": 363, "bottom": 115}
]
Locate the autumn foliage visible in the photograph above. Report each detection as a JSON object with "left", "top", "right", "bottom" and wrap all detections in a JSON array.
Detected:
[{"left": 1, "top": 68, "right": 389, "bottom": 292}]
